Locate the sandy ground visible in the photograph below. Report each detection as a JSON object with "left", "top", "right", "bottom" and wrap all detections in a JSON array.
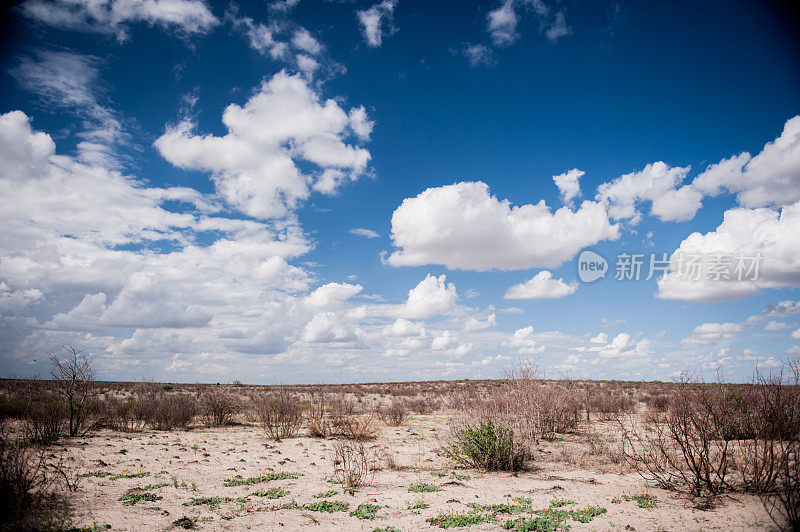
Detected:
[{"left": 62, "top": 414, "right": 775, "bottom": 531}]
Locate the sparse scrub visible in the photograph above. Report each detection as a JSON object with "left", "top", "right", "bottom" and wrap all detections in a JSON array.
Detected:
[
  {"left": 0, "top": 433, "right": 72, "bottom": 530},
  {"left": 332, "top": 439, "right": 375, "bottom": 491},
  {"left": 253, "top": 392, "right": 303, "bottom": 440},
  {"left": 200, "top": 386, "right": 240, "bottom": 426},
  {"left": 378, "top": 399, "right": 407, "bottom": 427}
]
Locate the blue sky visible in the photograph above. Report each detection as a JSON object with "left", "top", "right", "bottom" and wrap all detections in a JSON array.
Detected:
[{"left": 1, "top": 0, "right": 799, "bottom": 383}]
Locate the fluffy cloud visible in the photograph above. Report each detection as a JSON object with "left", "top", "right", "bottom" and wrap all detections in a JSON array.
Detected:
[
  {"left": 233, "top": 17, "right": 339, "bottom": 80},
  {"left": 304, "top": 282, "right": 363, "bottom": 310},
  {"left": 692, "top": 116, "right": 800, "bottom": 209},
  {"left": 356, "top": 0, "right": 396, "bottom": 47},
  {"left": 552, "top": 168, "right": 583, "bottom": 204},
  {"left": 763, "top": 300, "right": 800, "bottom": 317},
  {"left": 593, "top": 333, "right": 652, "bottom": 359},
  {"left": 504, "top": 325, "right": 545, "bottom": 355},
  {"left": 792, "top": 328, "right": 800, "bottom": 340},
  {"left": 486, "top": 0, "right": 519, "bottom": 46},
  {"left": 387, "top": 181, "right": 619, "bottom": 271},
  {"left": 398, "top": 274, "right": 457, "bottom": 319},
  {"left": 155, "top": 71, "right": 371, "bottom": 219},
  {"left": 504, "top": 271, "right": 577, "bottom": 299},
  {"left": 657, "top": 201, "right": 800, "bottom": 302},
  {"left": 596, "top": 162, "right": 702, "bottom": 223},
  {"left": 681, "top": 322, "right": 742, "bottom": 347},
  {"left": 20, "top": 0, "right": 218, "bottom": 40},
  {"left": 301, "top": 312, "right": 355, "bottom": 343},
  {"left": 383, "top": 318, "right": 426, "bottom": 338},
  {"left": 485, "top": 0, "right": 569, "bottom": 47}
]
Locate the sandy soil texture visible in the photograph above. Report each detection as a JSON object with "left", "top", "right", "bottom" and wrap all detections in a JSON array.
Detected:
[{"left": 60, "top": 413, "right": 773, "bottom": 531}]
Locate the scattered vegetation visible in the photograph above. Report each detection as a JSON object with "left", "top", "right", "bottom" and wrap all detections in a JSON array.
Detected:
[
  {"left": 223, "top": 471, "right": 298, "bottom": 487},
  {"left": 118, "top": 491, "right": 162, "bottom": 506},
  {"left": 350, "top": 503, "right": 380, "bottom": 519},
  {"left": 407, "top": 482, "right": 441, "bottom": 492}
]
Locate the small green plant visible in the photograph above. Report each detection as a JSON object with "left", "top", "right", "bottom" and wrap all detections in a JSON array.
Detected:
[
  {"left": 252, "top": 487, "right": 289, "bottom": 499},
  {"left": 183, "top": 496, "right": 249, "bottom": 510},
  {"left": 79, "top": 471, "right": 111, "bottom": 478},
  {"left": 408, "top": 498, "right": 430, "bottom": 509},
  {"left": 118, "top": 491, "right": 162, "bottom": 506},
  {"left": 372, "top": 527, "right": 400, "bottom": 532},
  {"left": 350, "top": 503, "right": 380, "bottom": 519},
  {"left": 450, "top": 472, "right": 471, "bottom": 481},
  {"left": 430, "top": 471, "right": 446, "bottom": 478},
  {"left": 304, "top": 500, "right": 349, "bottom": 512},
  {"left": 616, "top": 491, "right": 657, "bottom": 508},
  {"left": 408, "top": 482, "right": 441, "bottom": 492},
  {"left": 549, "top": 498, "right": 575, "bottom": 508},
  {"left": 141, "top": 482, "right": 170, "bottom": 490},
  {"left": 109, "top": 470, "right": 149, "bottom": 481},
  {"left": 313, "top": 489, "right": 337, "bottom": 498},
  {"left": 427, "top": 511, "right": 492, "bottom": 528},
  {"left": 223, "top": 471, "right": 299, "bottom": 487},
  {"left": 442, "top": 419, "right": 528, "bottom": 471},
  {"left": 630, "top": 493, "right": 657, "bottom": 509},
  {"left": 173, "top": 516, "right": 195, "bottom": 529}
]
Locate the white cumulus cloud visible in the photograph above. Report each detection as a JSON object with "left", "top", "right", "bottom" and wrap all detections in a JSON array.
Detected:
[{"left": 387, "top": 181, "right": 619, "bottom": 271}]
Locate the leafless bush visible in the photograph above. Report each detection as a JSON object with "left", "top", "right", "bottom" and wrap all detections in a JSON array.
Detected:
[
  {"left": 378, "top": 399, "right": 407, "bottom": 427},
  {"left": 406, "top": 396, "right": 441, "bottom": 414},
  {"left": 620, "top": 375, "right": 733, "bottom": 496},
  {"left": 738, "top": 363, "right": 800, "bottom": 530},
  {"left": 331, "top": 414, "right": 377, "bottom": 441},
  {"left": 0, "top": 433, "right": 72, "bottom": 530},
  {"left": 22, "top": 387, "right": 67, "bottom": 445},
  {"left": 642, "top": 392, "right": 671, "bottom": 413},
  {"left": 306, "top": 394, "right": 331, "bottom": 437},
  {"left": 253, "top": 392, "right": 303, "bottom": 440},
  {"left": 332, "top": 439, "right": 376, "bottom": 490},
  {"left": 590, "top": 392, "right": 636, "bottom": 420},
  {"left": 200, "top": 386, "right": 240, "bottom": 426},
  {"left": 50, "top": 346, "right": 94, "bottom": 437},
  {"left": 148, "top": 394, "right": 197, "bottom": 431},
  {"left": 100, "top": 396, "right": 146, "bottom": 432}
]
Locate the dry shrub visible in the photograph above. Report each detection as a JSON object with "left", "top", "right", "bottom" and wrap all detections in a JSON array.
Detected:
[
  {"left": 21, "top": 387, "right": 67, "bottom": 445},
  {"left": 49, "top": 346, "right": 94, "bottom": 437},
  {"left": 642, "top": 392, "right": 671, "bottom": 413},
  {"left": 328, "top": 394, "right": 357, "bottom": 417},
  {"left": 147, "top": 394, "right": 197, "bottom": 430},
  {"left": 100, "top": 396, "right": 146, "bottom": 432},
  {"left": 406, "top": 396, "right": 441, "bottom": 414},
  {"left": 253, "top": 392, "right": 303, "bottom": 440},
  {"left": 378, "top": 399, "right": 407, "bottom": 427},
  {"left": 590, "top": 392, "right": 636, "bottom": 420},
  {"left": 331, "top": 414, "right": 377, "bottom": 441},
  {"left": 200, "top": 386, "right": 240, "bottom": 426},
  {"left": 332, "top": 439, "right": 376, "bottom": 490},
  {"left": 621, "top": 363, "right": 800, "bottom": 530},
  {"left": 0, "top": 434, "right": 72, "bottom": 530},
  {"left": 306, "top": 394, "right": 331, "bottom": 437},
  {"left": 620, "top": 375, "right": 734, "bottom": 496}
]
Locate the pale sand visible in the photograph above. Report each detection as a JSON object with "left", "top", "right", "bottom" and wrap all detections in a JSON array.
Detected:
[{"left": 62, "top": 413, "right": 774, "bottom": 531}]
